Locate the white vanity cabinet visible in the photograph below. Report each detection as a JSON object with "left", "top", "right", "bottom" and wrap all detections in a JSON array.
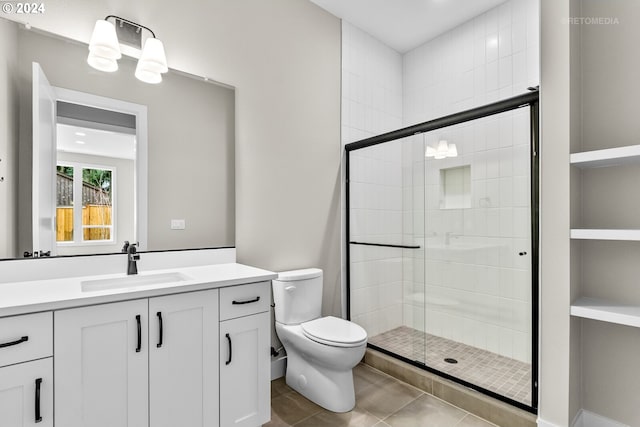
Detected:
[
  {"left": 54, "top": 299, "right": 150, "bottom": 427},
  {"left": 149, "top": 290, "right": 219, "bottom": 427},
  {"left": 0, "top": 358, "right": 53, "bottom": 427},
  {"left": 0, "top": 262, "right": 276, "bottom": 427},
  {"left": 0, "top": 312, "right": 54, "bottom": 427},
  {"left": 55, "top": 289, "right": 220, "bottom": 427},
  {"left": 219, "top": 282, "right": 271, "bottom": 427}
]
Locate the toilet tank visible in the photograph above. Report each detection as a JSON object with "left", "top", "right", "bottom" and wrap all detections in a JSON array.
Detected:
[{"left": 272, "top": 268, "right": 323, "bottom": 325}]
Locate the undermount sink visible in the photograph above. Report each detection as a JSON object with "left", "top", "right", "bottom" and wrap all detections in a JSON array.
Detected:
[{"left": 81, "top": 272, "right": 191, "bottom": 292}]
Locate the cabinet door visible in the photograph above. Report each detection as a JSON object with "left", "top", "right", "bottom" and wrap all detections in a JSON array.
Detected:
[
  {"left": 0, "top": 358, "right": 53, "bottom": 427},
  {"left": 149, "top": 289, "right": 219, "bottom": 427},
  {"left": 54, "top": 299, "right": 149, "bottom": 427},
  {"left": 220, "top": 311, "right": 270, "bottom": 427}
]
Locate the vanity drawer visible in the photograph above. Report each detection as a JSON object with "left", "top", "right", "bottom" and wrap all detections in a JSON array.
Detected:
[
  {"left": 219, "top": 281, "right": 270, "bottom": 320},
  {"left": 0, "top": 312, "right": 53, "bottom": 367}
]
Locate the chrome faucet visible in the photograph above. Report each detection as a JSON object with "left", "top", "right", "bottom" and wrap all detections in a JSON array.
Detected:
[
  {"left": 127, "top": 243, "right": 140, "bottom": 275},
  {"left": 445, "top": 232, "right": 461, "bottom": 245}
]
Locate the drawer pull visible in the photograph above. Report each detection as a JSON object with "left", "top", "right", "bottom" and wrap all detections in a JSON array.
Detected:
[
  {"left": 135, "top": 315, "right": 142, "bottom": 353},
  {"left": 156, "top": 312, "right": 163, "bottom": 348},
  {"left": 35, "top": 378, "right": 42, "bottom": 423},
  {"left": 232, "top": 296, "right": 261, "bottom": 305},
  {"left": 0, "top": 335, "right": 29, "bottom": 348},
  {"left": 225, "top": 333, "right": 232, "bottom": 365}
]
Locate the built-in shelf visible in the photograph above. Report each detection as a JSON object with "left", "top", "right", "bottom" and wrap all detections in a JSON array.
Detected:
[
  {"left": 570, "top": 144, "right": 640, "bottom": 168},
  {"left": 571, "top": 297, "right": 640, "bottom": 328},
  {"left": 570, "top": 229, "right": 640, "bottom": 241}
]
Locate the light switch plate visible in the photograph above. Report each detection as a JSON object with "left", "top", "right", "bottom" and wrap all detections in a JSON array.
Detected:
[{"left": 171, "top": 219, "right": 186, "bottom": 230}]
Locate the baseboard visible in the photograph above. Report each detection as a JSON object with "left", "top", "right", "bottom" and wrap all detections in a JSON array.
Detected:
[
  {"left": 571, "top": 410, "right": 629, "bottom": 427},
  {"left": 538, "top": 409, "right": 629, "bottom": 427},
  {"left": 271, "top": 355, "right": 286, "bottom": 381},
  {"left": 537, "top": 419, "right": 561, "bottom": 427}
]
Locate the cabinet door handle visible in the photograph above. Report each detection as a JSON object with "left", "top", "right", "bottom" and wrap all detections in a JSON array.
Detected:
[
  {"left": 156, "top": 312, "right": 163, "bottom": 348},
  {"left": 35, "top": 378, "right": 42, "bottom": 423},
  {"left": 232, "top": 296, "right": 260, "bottom": 305},
  {"left": 135, "top": 315, "right": 141, "bottom": 353},
  {"left": 225, "top": 333, "right": 232, "bottom": 365},
  {"left": 0, "top": 335, "right": 28, "bottom": 348}
]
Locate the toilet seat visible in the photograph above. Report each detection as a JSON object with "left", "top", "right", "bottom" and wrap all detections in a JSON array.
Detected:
[{"left": 301, "top": 316, "right": 367, "bottom": 348}]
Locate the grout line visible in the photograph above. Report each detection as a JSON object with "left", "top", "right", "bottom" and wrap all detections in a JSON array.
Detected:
[
  {"left": 290, "top": 408, "right": 323, "bottom": 426},
  {"left": 379, "top": 391, "right": 425, "bottom": 422},
  {"left": 454, "top": 413, "right": 500, "bottom": 427}
]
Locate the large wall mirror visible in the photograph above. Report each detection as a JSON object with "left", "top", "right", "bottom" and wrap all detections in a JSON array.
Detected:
[{"left": 0, "top": 18, "right": 235, "bottom": 260}]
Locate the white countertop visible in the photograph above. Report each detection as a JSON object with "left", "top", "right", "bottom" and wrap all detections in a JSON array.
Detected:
[{"left": 0, "top": 263, "right": 277, "bottom": 317}]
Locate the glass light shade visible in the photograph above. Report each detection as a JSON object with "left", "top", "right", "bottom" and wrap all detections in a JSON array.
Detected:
[
  {"left": 88, "top": 20, "right": 121, "bottom": 60},
  {"left": 425, "top": 145, "right": 436, "bottom": 157},
  {"left": 137, "top": 38, "right": 168, "bottom": 74},
  {"left": 87, "top": 52, "right": 118, "bottom": 72},
  {"left": 435, "top": 140, "right": 449, "bottom": 159},
  {"left": 447, "top": 143, "right": 458, "bottom": 157},
  {"left": 135, "top": 68, "right": 162, "bottom": 84}
]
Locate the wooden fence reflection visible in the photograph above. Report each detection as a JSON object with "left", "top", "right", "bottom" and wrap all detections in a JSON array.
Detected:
[{"left": 56, "top": 205, "right": 112, "bottom": 241}]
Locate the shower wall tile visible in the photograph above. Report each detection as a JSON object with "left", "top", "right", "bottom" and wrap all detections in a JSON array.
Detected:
[
  {"left": 341, "top": 21, "right": 403, "bottom": 146},
  {"left": 344, "top": 0, "right": 537, "bottom": 363},
  {"left": 399, "top": 0, "right": 538, "bottom": 364},
  {"left": 402, "top": 0, "right": 539, "bottom": 127}
]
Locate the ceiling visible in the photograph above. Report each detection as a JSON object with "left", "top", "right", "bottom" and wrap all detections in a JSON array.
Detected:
[
  {"left": 310, "top": 0, "right": 508, "bottom": 53},
  {"left": 57, "top": 124, "right": 136, "bottom": 160}
]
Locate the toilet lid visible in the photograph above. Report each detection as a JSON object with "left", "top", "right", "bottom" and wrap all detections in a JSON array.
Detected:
[{"left": 301, "top": 316, "right": 367, "bottom": 347}]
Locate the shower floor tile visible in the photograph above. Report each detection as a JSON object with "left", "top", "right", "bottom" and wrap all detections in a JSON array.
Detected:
[{"left": 368, "top": 326, "right": 532, "bottom": 406}]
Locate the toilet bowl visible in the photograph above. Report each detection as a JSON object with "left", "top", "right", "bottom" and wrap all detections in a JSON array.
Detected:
[{"left": 272, "top": 268, "right": 367, "bottom": 413}]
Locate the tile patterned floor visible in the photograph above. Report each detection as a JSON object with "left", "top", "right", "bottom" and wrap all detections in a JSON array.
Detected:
[
  {"left": 264, "top": 364, "right": 498, "bottom": 427},
  {"left": 368, "top": 326, "right": 532, "bottom": 406}
]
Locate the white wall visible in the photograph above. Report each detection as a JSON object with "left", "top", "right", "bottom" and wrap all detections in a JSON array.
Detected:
[
  {"left": 0, "top": 19, "right": 18, "bottom": 259},
  {"left": 539, "top": 0, "right": 572, "bottom": 424}
]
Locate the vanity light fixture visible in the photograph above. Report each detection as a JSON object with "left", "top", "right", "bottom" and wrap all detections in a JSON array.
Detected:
[
  {"left": 87, "top": 19, "right": 121, "bottom": 72},
  {"left": 87, "top": 15, "right": 168, "bottom": 84},
  {"left": 425, "top": 138, "right": 458, "bottom": 159}
]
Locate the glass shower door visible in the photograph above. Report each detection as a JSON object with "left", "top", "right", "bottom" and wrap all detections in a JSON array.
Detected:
[
  {"left": 420, "top": 107, "right": 533, "bottom": 406},
  {"left": 346, "top": 91, "right": 538, "bottom": 411},
  {"left": 348, "top": 135, "right": 426, "bottom": 366}
]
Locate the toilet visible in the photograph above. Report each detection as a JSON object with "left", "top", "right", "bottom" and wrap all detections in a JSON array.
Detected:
[{"left": 272, "top": 268, "right": 367, "bottom": 413}]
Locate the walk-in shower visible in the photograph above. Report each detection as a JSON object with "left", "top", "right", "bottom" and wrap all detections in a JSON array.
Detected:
[{"left": 346, "top": 91, "right": 539, "bottom": 412}]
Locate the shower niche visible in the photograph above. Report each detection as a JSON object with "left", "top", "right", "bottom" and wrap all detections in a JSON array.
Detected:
[{"left": 440, "top": 165, "right": 471, "bottom": 210}]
